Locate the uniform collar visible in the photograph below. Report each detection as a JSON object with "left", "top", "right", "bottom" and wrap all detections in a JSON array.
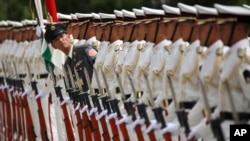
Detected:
[
  {"left": 230, "top": 38, "right": 249, "bottom": 52},
  {"left": 110, "top": 39, "right": 123, "bottom": 47},
  {"left": 86, "top": 36, "right": 97, "bottom": 44},
  {"left": 145, "top": 41, "right": 155, "bottom": 47},
  {"left": 172, "top": 38, "right": 184, "bottom": 47},
  {"left": 208, "top": 39, "right": 223, "bottom": 50},
  {"left": 154, "top": 39, "right": 172, "bottom": 49},
  {"left": 187, "top": 39, "right": 200, "bottom": 48}
]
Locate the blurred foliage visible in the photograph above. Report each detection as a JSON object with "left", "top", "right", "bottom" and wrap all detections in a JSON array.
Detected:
[{"left": 0, "top": 0, "right": 249, "bottom": 21}]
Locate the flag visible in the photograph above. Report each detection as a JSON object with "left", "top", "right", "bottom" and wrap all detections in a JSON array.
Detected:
[
  {"left": 41, "top": 38, "right": 55, "bottom": 71},
  {"left": 45, "top": 0, "right": 58, "bottom": 22}
]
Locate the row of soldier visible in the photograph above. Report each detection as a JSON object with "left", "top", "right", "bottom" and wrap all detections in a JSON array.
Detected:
[{"left": 0, "top": 2, "right": 250, "bottom": 141}]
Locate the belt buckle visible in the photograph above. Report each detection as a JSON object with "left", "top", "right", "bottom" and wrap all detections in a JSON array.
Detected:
[
  {"left": 136, "top": 91, "right": 143, "bottom": 99},
  {"left": 162, "top": 99, "right": 169, "bottom": 107},
  {"left": 202, "top": 109, "right": 208, "bottom": 117},
  {"left": 37, "top": 74, "right": 40, "bottom": 79}
]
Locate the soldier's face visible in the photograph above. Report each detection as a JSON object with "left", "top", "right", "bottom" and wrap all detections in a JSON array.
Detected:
[{"left": 51, "top": 33, "right": 72, "bottom": 50}]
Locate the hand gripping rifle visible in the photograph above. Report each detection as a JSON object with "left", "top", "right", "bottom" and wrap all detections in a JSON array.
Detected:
[
  {"left": 143, "top": 72, "right": 168, "bottom": 141},
  {"left": 101, "top": 69, "right": 121, "bottom": 141},
  {"left": 49, "top": 65, "right": 75, "bottom": 140},
  {"left": 199, "top": 78, "right": 225, "bottom": 141},
  {"left": 25, "top": 61, "right": 49, "bottom": 141},
  {"left": 167, "top": 75, "right": 195, "bottom": 141}
]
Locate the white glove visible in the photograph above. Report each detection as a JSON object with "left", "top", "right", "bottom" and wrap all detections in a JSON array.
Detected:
[
  {"left": 161, "top": 122, "right": 180, "bottom": 136},
  {"left": 187, "top": 125, "right": 200, "bottom": 140},
  {"left": 36, "top": 25, "right": 45, "bottom": 37},
  {"left": 60, "top": 97, "right": 71, "bottom": 106}
]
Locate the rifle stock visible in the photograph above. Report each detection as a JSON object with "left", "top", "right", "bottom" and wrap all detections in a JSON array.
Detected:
[{"left": 54, "top": 86, "right": 75, "bottom": 140}]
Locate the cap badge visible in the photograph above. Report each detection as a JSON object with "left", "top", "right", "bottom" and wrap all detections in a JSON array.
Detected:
[{"left": 50, "top": 25, "right": 56, "bottom": 30}]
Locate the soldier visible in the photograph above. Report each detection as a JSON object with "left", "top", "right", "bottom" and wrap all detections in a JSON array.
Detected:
[
  {"left": 188, "top": 4, "right": 250, "bottom": 141},
  {"left": 204, "top": 4, "right": 249, "bottom": 141},
  {"left": 44, "top": 22, "right": 98, "bottom": 141},
  {"left": 45, "top": 23, "right": 97, "bottom": 91},
  {"left": 186, "top": 5, "right": 226, "bottom": 141}
]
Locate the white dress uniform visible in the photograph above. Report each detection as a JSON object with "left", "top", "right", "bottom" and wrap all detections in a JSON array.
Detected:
[
  {"left": 187, "top": 5, "right": 220, "bottom": 128},
  {"left": 219, "top": 38, "right": 250, "bottom": 140},
  {"left": 164, "top": 38, "right": 189, "bottom": 122},
  {"left": 188, "top": 40, "right": 230, "bottom": 141},
  {"left": 122, "top": 40, "right": 145, "bottom": 97},
  {"left": 148, "top": 39, "right": 172, "bottom": 106},
  {"left": 214, "top": 4, "right": 250, "bottom": 141},
  {"left": 178, "top": 40, "right": 204, "bottom": 113},
  {"left": 133, "top": 42, "right": 154, "bottom": 104}
]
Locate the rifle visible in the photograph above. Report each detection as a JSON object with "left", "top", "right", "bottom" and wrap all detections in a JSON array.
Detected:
[
  {"left": 93, "top": 67, "right": 111, "bottom": 141},
  {"left": 198, "top": 78, "right": 225, "bottom": 141},
  {"left": 167, "top": 75, "right": 195, "bottom": 141},
  {"left": 101, "top": 69, "right": 120, "bottom": 141},
  {"left": 50, "top": 65, "right": 75, "bottom": 140},
  {"left": 25, "top": 61, "right": 49, "bottom": 141},
  {"left": 12, "top": 61, "right": 25, "bottom": 140},
  {"left": 83, "top": 67, "right": 102, "bottom": 141},
  {"left": 126, "top": 71, "right": 145, "bottom": 141},
  {"left": 65, "top": 64, "right": 84, "bottom": 141},
  {"left": 115, "top": 71, "right": 130, "bottom": 141},
  {"left": 143, "top": 72, "right": 165, "bottom": 141},
  {"left": 73, "top": 66, "right": 93, "bottom": 141},
  {"left": 1, "top": 61, "right": 13, "bottom": 140}
]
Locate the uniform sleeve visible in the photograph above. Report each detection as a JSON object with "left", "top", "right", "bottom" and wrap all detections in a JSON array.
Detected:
[{"left": 83, "top": 44, "right": 98, "bottom": 63}]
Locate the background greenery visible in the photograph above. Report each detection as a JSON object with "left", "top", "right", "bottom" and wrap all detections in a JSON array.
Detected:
[{"left": 0, "top": 0, "right": 249, "bottom": 21}]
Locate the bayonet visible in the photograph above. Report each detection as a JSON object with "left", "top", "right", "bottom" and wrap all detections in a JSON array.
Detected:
[
  {"left": 115, "top": 71, "right": 126, "bottom": 101},
  {"left": 25, "top": 61, "right": 32, "bottom": 82},
  {"left": 126, "top": 70, "right": 137, "bottom": 101},
  {"left": 224, "top": 81, "right": 239, "bottom": 123},
  {"left": 199, "top": 78, "right": 211, "bottom": 121},
  {"left": 48, "top": 64, "right": 56, "bottom": 87},
  {"left": 100, "top": 69, "right": 112, "bottom": 98},
  {"left": 143, "top": 72, "right": 155, "bottom": 107},
  {"left": 167, "top": 75, "right": 178, "bottom": 109},
  {"left": 12, "top": 61, "right": 18, "bottom": 79},
  {"left": 93, "top": 67, "right": 102, "bottom": 95}
]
